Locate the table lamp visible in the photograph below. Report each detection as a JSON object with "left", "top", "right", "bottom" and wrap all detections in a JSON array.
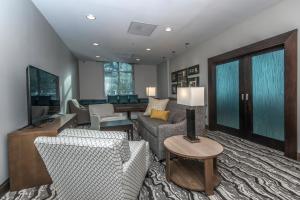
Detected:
[
  {"left": 177, "top": 87, "right": 205, "bottom": 142},
  {"left": 146, "top": 87, "right": 156, "bottom": 97}
]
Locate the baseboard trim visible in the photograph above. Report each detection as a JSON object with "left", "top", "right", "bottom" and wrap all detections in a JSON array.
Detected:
[{"left": 0, "top": 179, "right": 9, "bottom": 197}]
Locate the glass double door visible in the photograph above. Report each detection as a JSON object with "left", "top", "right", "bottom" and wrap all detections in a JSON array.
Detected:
[{"left": 216, "top": 49, "right": 285, "bottom": 149}]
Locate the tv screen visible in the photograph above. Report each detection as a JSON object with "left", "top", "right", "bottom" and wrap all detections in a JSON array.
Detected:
[{"left": 27, "top": 66, "right": 60, "bottom": 125}]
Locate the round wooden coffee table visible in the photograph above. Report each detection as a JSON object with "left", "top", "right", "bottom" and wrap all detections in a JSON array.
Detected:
[{"left": 164, "top": 135, "right": 224, "bottom": 196}]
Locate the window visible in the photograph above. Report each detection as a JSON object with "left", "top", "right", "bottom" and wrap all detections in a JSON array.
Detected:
[{"left": 104, "top": 62, "right": 134, "bottom": 95}]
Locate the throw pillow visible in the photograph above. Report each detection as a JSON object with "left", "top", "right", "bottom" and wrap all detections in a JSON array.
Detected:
[
  {"left": 144, "top": 97, "right": 169, "bottom": 116},
  {"left": 150, "top": 109, "right": 170, "bottom": 121}
]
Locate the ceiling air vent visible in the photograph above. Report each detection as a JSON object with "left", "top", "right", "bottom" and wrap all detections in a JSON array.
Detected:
[{"left": 128, "top": 21, "right": 157, "bottom": 36}]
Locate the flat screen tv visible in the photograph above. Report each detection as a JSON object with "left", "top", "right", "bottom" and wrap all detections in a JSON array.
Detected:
[{"left": 26, "top": 66, "right": 60, "bottom": 125}]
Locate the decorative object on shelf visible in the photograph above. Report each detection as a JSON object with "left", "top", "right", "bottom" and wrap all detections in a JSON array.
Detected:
[
  {"left": 188, "top": 65, "right": 200, "bottom": 76},
  {"left": 171, "top": 84, "right": 177, "bottom": 94},
  {"left": 177, "top": 87, "right": 205, "bottom": 142},
  {"left": 146, "top": 87, "right": 156, "bottom": 97},
  {"left": 171, "top": 72, "right": 177, "bottom": 82},
  {"left": 188, "top": 77, "right": 200, "bottom": 87}
]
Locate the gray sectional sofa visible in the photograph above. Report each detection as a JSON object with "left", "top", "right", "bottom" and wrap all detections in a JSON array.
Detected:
[{"left": 137, "top": 100, "right": 206, "bottom": 160}]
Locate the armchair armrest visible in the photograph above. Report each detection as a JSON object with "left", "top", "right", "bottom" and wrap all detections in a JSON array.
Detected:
[
  {"left": 59, "top": 128, "right": 131, "bottom": 162},
  {"left": 74, "top": 107, "right": 90, "bottom": 124}
]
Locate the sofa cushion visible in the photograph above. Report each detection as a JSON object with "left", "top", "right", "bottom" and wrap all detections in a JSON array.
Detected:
[
  {"left": 168, "top": 111, "right": 186, "bottom": 124},
  {"left": 138, "top": 114, "right": 168, "bottom": 137},
  {"left": 101, "top": 114, "right": 127, "bottom": 122},
  {"left": 128, "top": 95, "right": 138, "bottom": 104},
  {"left": 119, "top": 95, "right": 129, "bottom": 104},
  {"left": 59, "top": 129, "right": 130, "bottom": 162},
  {"left": 89, "top": 104, "right": 114, "bottom": 117},
  {"left": 107, "top": 95, "right": 119, "bottom": 104}
]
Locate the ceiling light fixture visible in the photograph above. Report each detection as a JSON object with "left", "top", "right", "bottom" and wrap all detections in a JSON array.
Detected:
[
  {"left": 96, "top": 56, "right": 100, "bottom": 58},
  {"left": 146, "top": 48, "right": 151, "bottom": 51},
  {"left": 136, "top": 58, "right": 140, "bottom": 61},
  {"left": 165, "top": 27, "right": 172, "bottom": 32},
  {"left": 86, "top": 14, "right": 96, "bottom": 20},
  {"left": 92, "top": 42, "right": 100, "bottom": 46}
]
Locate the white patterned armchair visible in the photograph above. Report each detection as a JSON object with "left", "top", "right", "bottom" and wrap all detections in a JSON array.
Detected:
[
  {"left": 89, "top": 104, "right": 127, "bottom": 130},
  {"left": 34, "top": 129, "right": 150, "bottom": 200}
]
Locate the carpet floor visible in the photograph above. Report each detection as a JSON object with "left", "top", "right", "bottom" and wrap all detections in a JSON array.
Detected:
[{"left": 1, "top": 128, "right": 300, "bottom": 200}]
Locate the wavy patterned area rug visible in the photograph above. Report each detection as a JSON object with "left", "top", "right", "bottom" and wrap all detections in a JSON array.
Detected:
[{"left": 1, "top": 128, "right": 300, "bottom": 200}]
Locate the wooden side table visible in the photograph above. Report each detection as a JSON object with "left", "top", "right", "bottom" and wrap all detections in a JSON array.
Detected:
[{"left": 164, "top": 135, "right": 224, "bottom": 196}]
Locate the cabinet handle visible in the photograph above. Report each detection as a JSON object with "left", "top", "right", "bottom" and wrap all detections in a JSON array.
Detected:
[
  {"left": 241, "top": 94, "right": 244, "bottom": 101},
  {"left": 245, "top": 93, "right": 249, "bottom": 101}
]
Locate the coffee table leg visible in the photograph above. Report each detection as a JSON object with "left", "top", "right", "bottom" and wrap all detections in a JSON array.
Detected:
[
  {"left": 130, "top": 126, "right": 133, "bottom": 140},
  {"left": 204, "top": 158, "right": 214, "bottom": 196},
  {"left": 127, "top": 111, "right": 131, "bottom": 119},
  {"left": 166, "top": 150, "right": 171, "bottom": 181},
  {"left": 125, "top": 130, "right": 130, "bottom": 140}
]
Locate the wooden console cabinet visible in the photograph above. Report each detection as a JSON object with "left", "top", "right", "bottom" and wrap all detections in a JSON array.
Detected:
[{"left": 8, "top": 114, "right": 77, "bottom": 191}]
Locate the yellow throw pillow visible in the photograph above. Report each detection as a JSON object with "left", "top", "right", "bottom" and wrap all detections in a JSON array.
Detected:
[
  {"left": 144, "top": 97, "right": 169, "bottom": 116},
  {"left": 150, "top": 109, "right": 170, "bottom": 121}
]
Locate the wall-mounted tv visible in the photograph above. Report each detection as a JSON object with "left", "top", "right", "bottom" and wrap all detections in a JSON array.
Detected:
[{"left": 26, "top": 66, "right": 60, "bottom": 125}]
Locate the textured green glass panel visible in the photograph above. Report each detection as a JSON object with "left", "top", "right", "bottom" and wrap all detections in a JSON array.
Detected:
[
  {"left": 252, "top": 49, "right": 284, "bottom": 141},
  {"left": 216, "top": 60, "right": 240, "bottom": 129}
]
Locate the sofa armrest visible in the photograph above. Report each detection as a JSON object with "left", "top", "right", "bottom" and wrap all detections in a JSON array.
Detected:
[{"left": 157, "top": 120, "right": 186, "bottom": 142}]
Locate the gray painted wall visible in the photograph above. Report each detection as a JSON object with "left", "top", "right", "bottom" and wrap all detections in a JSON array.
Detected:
[
  {"left": 0, "top": 0, "right": 79, "bottom": 183},
  {"left": 134, "top": 64, "right": 157, "bottom": 98},
  {"left": 79, "top": 61, "right": 157, "bottom": 99},
  {"left": 157, "top": 61, "right": 169, "bottom": 99},
  {"left": 79, "top": 61, "right": 105, "bottom": 99},
  {"left": 168, "top": 0, "right": 300, "bottom": 152}
]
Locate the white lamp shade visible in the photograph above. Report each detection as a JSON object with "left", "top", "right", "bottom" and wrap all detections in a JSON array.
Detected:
[
  {"left": 177, "top": 87, "right": 205, "bottom": 106},
  {"left": 146, "top": 87, "right": 156, "bottom": 97}
]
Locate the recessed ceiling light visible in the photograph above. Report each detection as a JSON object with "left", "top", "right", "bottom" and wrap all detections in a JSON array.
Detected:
[
  {"left": 92, "top": 42, "right": 100, "bottom": 46},
  {"left": 146, "top": 48, "right": 151, "bottom": 51},
  {"left": 165, "top": 27, "right": 172, "bottom": 32},
  {"left": 96, "top": 56, "right": 100, "bottom": 58},
  {"left": 136, "top": 58, "right": 140, "bottom": 61},
  {"left": 86, "top": 14, "right": 96, "bottom": 20}
]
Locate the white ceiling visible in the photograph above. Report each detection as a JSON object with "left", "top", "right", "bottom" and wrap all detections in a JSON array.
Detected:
[{"left": 32, "top": 0, "right": 282, "bottom": 64}]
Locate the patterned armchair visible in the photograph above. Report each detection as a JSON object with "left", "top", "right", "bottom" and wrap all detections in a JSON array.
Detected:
[
  {"left": 34, "top": 130, "right": 150, "bottom": 200},
  {"left": 89, "top": 104, "right": 127, "bottom": 130}
]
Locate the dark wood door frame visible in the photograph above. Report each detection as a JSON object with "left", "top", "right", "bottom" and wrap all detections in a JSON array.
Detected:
[{"left": 208, "top": 30, "right": 298, "bottom": 159}]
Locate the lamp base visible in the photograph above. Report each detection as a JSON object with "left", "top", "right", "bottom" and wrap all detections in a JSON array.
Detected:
[{"left": 183, "top": 136, "right": 200, "bottom": 143}]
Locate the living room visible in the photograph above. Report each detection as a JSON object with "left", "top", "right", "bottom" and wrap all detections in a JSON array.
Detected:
[{"left": 1, "top": 0, "right": 300, "bottom": 199}]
